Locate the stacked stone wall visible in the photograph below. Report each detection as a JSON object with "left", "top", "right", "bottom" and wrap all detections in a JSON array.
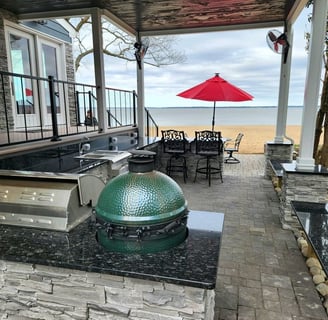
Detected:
[
  {"left": 65, "top": 43, "right": 79, "bottom": 126},
  {"left": 280, "top": 172, "right": 328, "bottom": 229},
  {"left": 264, "top": 142, "right": 293, "bottom": 178},
  {"left": 156, "top": 141, "right": 224, "bottom": 179},
  {"left": 0, "top": 260, "right": 215, "bottom": 319},
  {"left": 0, "top": 9, "right": 16, "bottom": 130}
]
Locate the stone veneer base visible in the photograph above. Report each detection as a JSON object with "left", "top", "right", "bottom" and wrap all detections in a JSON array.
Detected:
[
  {"left": 280, "top": 162, "right": 328, "bottom": 230},
  {"left": 0, "top": 261, "right": 215, "bottom": 319},
  {"left": 0, "top": 210, "right": 224, "bottom": 319},
  {"left": 264, "top": 141, "right": 293, "bottom": 178}
]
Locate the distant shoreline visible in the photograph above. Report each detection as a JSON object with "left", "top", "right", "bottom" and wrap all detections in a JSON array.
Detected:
[{"left": 148, "top": 105, "right": 303, "bottom": 109}]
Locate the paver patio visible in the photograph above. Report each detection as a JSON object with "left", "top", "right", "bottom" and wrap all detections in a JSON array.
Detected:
[{"left": 176, "top": 154, "right": 328, "bottom": 320}]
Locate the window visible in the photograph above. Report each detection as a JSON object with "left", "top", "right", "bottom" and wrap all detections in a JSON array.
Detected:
[{"left": 9, "top": 33, "right": 35, "bottom": 114}]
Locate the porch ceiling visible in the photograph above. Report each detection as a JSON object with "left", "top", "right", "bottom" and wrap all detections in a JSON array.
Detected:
[{"left": 0, "top": 0, "right": 304, "bottom": 36}]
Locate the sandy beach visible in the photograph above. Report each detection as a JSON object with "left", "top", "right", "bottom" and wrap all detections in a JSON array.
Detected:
[{"left": 159, "top": 125, "right": 301, "bottom": 154}]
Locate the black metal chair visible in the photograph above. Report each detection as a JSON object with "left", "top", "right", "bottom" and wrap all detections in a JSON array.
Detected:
[
  {"left": 194, "top": 130, "right": 223, "bottom": 186},
  {"left": 224, "top": 133, "right": 244, "bottom": 164},
  {"left": 161, "top": 130, "right": 189, "bottom": 182}
]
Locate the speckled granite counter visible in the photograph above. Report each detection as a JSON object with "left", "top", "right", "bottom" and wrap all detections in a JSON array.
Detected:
[
  {"left": 0, "top": 210, "right": 224, "bottom": 290},
  {"left": 291, "top": 201, "right": 328, "bottom": 274},
  {"left": 282, "top": 162, "right": 328, "bottom": 175}
]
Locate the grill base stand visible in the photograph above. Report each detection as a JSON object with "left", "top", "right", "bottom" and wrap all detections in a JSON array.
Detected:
[{"left": 96, "top": 228, "right": 188, "bottom": 253}]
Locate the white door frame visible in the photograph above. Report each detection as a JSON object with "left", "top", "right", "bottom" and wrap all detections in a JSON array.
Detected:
[
  {"left": 37, "top": 38, "right": 66, "bottom": 127},
  {"left": 6, "top": 26, "right": 40, "bottom": 129},
  {"left": 5, "top": 22, "right": 68, "bottom": 130}
]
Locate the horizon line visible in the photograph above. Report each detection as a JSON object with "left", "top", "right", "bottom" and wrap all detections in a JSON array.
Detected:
[{"left": 147, "top": 105, "right": 304, "bottom": 109}]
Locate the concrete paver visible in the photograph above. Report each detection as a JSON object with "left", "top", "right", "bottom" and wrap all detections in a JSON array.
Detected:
[{"left": 175, "top": 154, "right": 328, "bottom": 320}]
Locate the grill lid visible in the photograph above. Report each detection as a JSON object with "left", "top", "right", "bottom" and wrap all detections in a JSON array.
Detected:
[
  {"left": 95, "top": 150, "right": 188, "bottom": 253},
  {"left": 128, "top": 149, "right": 156, "bottom": 173}
]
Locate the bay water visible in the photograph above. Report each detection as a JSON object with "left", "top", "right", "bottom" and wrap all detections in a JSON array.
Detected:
[{"left": 147, "top": 106, "right": 303, "bottom": 127}]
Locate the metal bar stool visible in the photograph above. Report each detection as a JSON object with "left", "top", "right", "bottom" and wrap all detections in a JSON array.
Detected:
[
  {"left": 161, "top": 130, "right": 189, "bottom": 182},
  {"left": 194, "top": 130, "right": 223, "bottom": 186}
]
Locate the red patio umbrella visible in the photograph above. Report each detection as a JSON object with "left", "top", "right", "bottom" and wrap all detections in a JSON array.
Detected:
[{"left": 177, "top": 73, "right": 253, "bottom": 131}]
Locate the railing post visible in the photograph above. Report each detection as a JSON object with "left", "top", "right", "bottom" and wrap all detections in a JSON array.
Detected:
[
  {"left": 133, "top": 90, "right": 137, "bottom": 126},
  {"left": 48, "top": 75, "right": 61, "bottom": 141},
  {"left": 146, "top": 108, "right": 150, "bottom": 138},
  {"left": 76, "top": 90, "right": 81, "bottom": 125},
  {"left": 88, "top": 90, "right": 92, "bottom": 118}
]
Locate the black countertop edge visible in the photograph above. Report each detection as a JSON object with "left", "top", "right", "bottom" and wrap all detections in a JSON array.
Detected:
[
  {"left": 138, "top": 137, "right": 161, "bottom": 148},
  {"left": 0, "top": 210, "right": 224, "bottom": 290},
  {"left": 291, "top": 200, "right": 326, "bottom": 213},
  {"left": 282, "top": 162, "right": 328, "bottom": 175},
  {"left": 266, "top": 141, "right": 293, "bottom": 146}
]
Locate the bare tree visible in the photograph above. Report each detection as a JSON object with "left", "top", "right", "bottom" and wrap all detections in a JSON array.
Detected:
[{"left": 65, "top": 17, "right": 186, "bottom": 71}]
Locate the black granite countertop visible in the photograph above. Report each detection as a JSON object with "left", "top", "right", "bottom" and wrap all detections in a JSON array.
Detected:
[
  {"left": 282, "top": 162, "right": 328, "bottom": 175},
  {"left": 269, "top": 159, "right": 290, "bottom": 177},
  {"left": 0, "top": 210, "right": 224, "bottom": 289},
  {"left": 291, "top": 201, "right": 328, "bottom": 274}
]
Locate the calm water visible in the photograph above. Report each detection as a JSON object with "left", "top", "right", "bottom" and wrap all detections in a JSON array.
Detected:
[{"left": 147, "top": 106, "right": 303, "bottom": 126}]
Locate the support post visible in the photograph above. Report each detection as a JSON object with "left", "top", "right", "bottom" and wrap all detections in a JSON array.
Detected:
[
  {"left": 91, "top": 8, "right": 106, "bottom": 133},
  {"left": 296, "top": 0, "right": 328, "bottom": 170},
  {"left": 136, "top": 45, "right": 145, "bottom": 146},
  {"left": 274, "top": 24, "right": 293, "bottom": 143},
  {"left": 49, "top": 76, "right": 61, "bottom": 141}
]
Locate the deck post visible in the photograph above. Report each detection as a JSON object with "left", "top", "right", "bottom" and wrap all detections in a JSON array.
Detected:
[
  {"left": 48, "top": 76, "right": 61, "bottom": 142},
  {"left": 274, "top": 23, "right": 293, "bottom": 144},
  {"left": 296, "top": 0, "right": 328, "bottom": 170},
  {"left": 91, "top": 8, "right": 106, "bottom": 133}
]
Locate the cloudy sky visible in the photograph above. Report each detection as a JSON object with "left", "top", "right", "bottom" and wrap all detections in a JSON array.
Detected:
[{"left": 76, "top": 6, "right": 312, "bottom": 108}]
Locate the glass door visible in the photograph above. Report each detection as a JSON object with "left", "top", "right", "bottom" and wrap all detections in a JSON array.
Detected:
[
  {"left": 40, "top": 41, "right": 66, "bottom": 126},
  {"left": 8, "top": 30, "right": 40, "bottom": 128}
]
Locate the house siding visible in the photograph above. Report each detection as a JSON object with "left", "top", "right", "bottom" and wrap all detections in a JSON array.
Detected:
[
  {"left": 0, "top": 9, "right": 16, "bottom": 130},
  {"left": 65, "top": 42, "right": 78, "bottom": 126}
]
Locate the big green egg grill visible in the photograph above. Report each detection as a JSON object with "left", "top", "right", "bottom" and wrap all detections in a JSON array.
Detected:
[{"left": 95, "top": 150, "right": 188, "bottom": 253}]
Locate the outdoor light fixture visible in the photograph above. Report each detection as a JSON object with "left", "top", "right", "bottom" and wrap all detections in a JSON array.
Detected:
[{"left": 134, "top": 39, "right": 149, "bottom": 69}]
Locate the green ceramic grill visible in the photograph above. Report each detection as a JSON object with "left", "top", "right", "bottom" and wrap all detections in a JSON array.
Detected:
[{"left": 95, "top": 150, "right": 188, "bottom": 253}]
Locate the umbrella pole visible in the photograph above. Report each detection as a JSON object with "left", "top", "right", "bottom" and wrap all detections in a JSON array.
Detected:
[{"left": 212, "top": 101, "right": 216, "bottom": 131}]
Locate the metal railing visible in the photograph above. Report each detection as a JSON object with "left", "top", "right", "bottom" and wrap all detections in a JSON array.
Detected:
[
  {"left": 0, "top": 70, "right": 143, "bottom": 147},
  {"left": 106, "top": 88, "right": 136, "bottom": 128},
  {"left": 145, "top": 107, "right": 159, "bottom": 139}
]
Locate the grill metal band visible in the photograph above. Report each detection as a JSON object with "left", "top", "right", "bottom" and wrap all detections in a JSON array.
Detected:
[{"left": 95, "top": 211, "right": 188, "bottom": 242}]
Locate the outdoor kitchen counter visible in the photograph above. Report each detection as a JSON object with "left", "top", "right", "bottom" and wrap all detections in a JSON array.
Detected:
[
  {"left": 291, "top": 201, "right": 328, "bottom": 276},
  {"left": 0, "top": 210, "right": 224, "bottom": 290}
]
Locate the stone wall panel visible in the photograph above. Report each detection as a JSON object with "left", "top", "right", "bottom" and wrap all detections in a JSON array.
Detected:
[{"left": 0, "top": 260, "right": 215, "bottom": 319}]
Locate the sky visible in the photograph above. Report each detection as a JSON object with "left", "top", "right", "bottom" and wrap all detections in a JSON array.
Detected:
[{"left": 76, "top": 6, "right": 313, "bottom": 108}]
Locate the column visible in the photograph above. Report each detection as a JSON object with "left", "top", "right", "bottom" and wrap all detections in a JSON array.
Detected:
[
  {"left": 91, "top": 8, "right": 106, "bottom": 133},
  {"left": 136, "top": 42, "right": 145, "bottom": 146},
  {"left": 274, "top": 24, "right": 294, "bottom": 144},
  {"left": 296, "top": 0, "right": 328, "bottom": 170}
]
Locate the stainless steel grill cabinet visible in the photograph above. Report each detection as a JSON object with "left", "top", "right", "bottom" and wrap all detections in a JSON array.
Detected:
[{"left": 0, "top": 170, "right": 105, "bottom": 231}]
